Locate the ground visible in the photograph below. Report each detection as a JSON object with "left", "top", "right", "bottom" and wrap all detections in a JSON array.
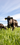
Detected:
[{"left": 0, "top": 27, "right": 20, "bottom": 45}]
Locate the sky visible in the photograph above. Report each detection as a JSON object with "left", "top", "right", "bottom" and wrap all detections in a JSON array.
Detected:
[{"left": 0, "top": 0, "right": 20, "bottom": 26}]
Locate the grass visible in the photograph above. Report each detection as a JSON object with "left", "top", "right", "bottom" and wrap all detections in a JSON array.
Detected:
[{"left": 0, "top": 27, "right": 20, "bottom": 45}]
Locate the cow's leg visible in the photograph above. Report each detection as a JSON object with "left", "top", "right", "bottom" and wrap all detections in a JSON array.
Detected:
[
  {"left": 12, "top": 27, "right": 13, "bottom": 31},
  {"left": 12, "top": 27, "right": 13, "bottom": 30},
  {"left": 12, "top": 26, "right": 14, "bottom": 31}
]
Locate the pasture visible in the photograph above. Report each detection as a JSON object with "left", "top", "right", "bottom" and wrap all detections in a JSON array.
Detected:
[{"left": 0, "top": 27, "right": 20, "bottom": 45}]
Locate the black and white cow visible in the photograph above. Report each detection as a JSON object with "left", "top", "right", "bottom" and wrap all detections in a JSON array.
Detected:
[{"left": 5, "top": 16, "right": 18, "bottom": 30}]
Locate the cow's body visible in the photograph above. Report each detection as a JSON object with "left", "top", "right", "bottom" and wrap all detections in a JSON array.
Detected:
[
  {"left": 8, "top": 19, "right": 18, "bottom": 30},
  {"left": 9, "top": 19, "right": 18, "bottom": 27}
]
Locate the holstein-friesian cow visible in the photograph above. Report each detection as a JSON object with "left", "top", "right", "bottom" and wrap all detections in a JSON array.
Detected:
[{"left": 5, "top": 16, "right": 18, "bottom": 30}]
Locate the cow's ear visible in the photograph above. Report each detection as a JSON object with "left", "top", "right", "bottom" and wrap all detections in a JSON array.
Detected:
[
  {"left": 5, "top": 18, "right": 7, "bottom": 20},
  {"left": 5, "top": 19, "right": 6, "bottom": 20}
]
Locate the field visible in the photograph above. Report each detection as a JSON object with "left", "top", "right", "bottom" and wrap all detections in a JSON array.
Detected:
[{"left": 0, "top": 27, "right": 20, "bottom": 45}]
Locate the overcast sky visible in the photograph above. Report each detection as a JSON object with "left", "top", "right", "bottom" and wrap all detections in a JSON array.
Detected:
[{"left": 0, "top": 0, "right": 20, "bottom": 26}]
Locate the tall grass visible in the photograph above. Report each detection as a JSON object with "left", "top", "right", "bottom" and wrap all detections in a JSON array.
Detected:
[{"left": 0, "top": 27, "right": 20, "bottom": 45}]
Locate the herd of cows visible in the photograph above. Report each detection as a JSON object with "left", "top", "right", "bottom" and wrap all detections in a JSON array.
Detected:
[{"left": 0, "top": 16, "right": 18, "bottom": 30}]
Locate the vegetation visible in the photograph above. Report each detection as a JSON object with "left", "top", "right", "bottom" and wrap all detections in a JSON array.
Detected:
[{"left": 0, "top": 27, "right": 20, "bottom": 45}]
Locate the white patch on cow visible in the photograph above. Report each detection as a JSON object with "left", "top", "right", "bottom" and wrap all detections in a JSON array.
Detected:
[
  {"left": 10, "top": 19, "right": 12, "bottom": 24},
  {"left": 14, "top": 21, "right": 15, "bottom": 23}
]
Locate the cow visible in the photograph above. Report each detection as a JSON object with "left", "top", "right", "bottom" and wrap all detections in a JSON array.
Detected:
[
  {"left": 0, "top": 23, "right": 6, "bottom": 30},
  {"left": 5, "top": 16, "right": 18, "bottom": 30}
]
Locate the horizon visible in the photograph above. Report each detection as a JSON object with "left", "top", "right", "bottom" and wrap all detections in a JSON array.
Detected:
[{"left": 0, "top": 0, "right": 20, "bottom": 26}]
